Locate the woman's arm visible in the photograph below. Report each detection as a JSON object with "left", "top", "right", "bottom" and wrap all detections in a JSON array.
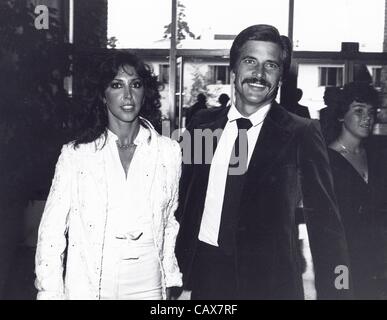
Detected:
[
  {"left": 35, "top": 145, "right": 72, "bottom": 300},
  {"left": 162, "top": 141, "right": 183, "bottom": 290}
]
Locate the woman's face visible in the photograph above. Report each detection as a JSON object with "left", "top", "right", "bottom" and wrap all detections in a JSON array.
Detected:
[
  {"left": 104, "top": 64, "right": 144, "bottom": 127},
  {"left": 343, "top": 101, "right": 375, "bottom": 139}
]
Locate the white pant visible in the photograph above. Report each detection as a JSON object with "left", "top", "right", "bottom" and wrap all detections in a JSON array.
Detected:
[{"left": 100, "top": 229, "right": 162, "bottom": 300}]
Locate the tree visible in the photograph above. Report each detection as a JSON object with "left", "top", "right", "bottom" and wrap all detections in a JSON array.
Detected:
[
  {"left": 107, "top": 36, "right": 118, "bottom": 49},
  {"left": 188, "top": 65, "right": 210, "bottom": 106},
  {"left": 163, "top": 1, "right": 199, "bottom": 43}
]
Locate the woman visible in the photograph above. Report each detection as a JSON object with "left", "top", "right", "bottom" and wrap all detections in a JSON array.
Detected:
[
  {"left": 328, "top": 82, "right": 387, "bottom": 299},
  {"left": 35, "top": 51, "right": 182, "bottom": 300}
]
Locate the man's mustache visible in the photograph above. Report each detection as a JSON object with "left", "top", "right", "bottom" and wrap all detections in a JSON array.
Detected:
[{"left": 241, "top": 77, "right": 270, "bottom": 87}]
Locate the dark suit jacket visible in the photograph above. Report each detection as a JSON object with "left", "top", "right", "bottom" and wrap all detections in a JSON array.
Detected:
[{"left": 175, "top": 102, "right": 351, "bottom": 299}]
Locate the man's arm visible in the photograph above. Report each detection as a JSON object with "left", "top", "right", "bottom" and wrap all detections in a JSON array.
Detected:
[{"left": 300, "top": 120, "right": 352, "bottom": 299}]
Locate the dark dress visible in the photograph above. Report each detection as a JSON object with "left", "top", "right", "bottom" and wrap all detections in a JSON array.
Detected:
[{"left": 328, "top": 148, "right": 387, "bottom": 299}]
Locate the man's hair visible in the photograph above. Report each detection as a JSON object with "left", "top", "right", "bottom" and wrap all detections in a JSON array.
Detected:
[{"left": 230, "top": 24, "right": 292, "bottom": 78}]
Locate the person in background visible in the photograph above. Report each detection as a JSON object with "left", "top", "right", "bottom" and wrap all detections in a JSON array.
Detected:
[
  {"left": 35, "top": 51, "right": 182, "bottom": 300},
  {"left": 218, "top": 93, "right": 230, "bottom": 109},
  {"left": 328, "top": 82, "right": 387, "bottom": 299},
  {"left": 319, "top": 86, "right": 342, "bottom": 144},
  {"left": 286, "top": 88, "right": 311, "bottom": 119},
  {"left": 185, "top": 93, "right": 207, "bottom": 125}
]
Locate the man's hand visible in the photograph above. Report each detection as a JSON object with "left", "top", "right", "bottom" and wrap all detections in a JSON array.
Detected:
[
  {"left": 166, "top": 287, "right": 192, "bottom": 300},
  {"left": 166, "top": 287, "right": 171, "bottom": 300},
  {"left": 176, "top": 290, "right": 192, "bottom": 300}
]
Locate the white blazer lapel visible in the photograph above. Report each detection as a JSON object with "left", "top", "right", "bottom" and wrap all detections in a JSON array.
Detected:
[{"left": 86, "top": 143, "right": 108, "bottom": 209}]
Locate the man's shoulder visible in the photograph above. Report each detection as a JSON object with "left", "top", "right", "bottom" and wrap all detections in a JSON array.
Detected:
[
  {"left": 275, "top": 103, "right": 312, "bottom": 127},
  {"left": 189, "top": 106, "right": 229, "bottom": 127}
]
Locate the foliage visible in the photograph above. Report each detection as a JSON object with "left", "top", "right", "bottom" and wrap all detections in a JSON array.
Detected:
[
  {"left": 107, "top": 36, "right": 118, "bottom": 49},
  {"left": 0, "top": 0, "right": 73, "bottom": 201},
  {"left": 163, "top": 1, "right": 199, "bottom": 43},
  {"left": 188, "top": 65, "right": 210, "bottom": 106}
]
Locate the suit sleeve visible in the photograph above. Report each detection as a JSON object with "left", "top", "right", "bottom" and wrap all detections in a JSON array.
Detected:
[
  {"left": 35, "top": 144, "right": 72, "bottom": 300},
  {"left": 300, "top": 120, "right": 352, "bottom": 299}
]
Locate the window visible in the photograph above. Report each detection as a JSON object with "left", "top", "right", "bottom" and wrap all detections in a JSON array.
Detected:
[
  {"left": 108, "top": 0, "right": 171, "bottom": 49},
  {"left": 294, "top": 0, "right": 385, "bottom": 52},
  {"left": 208, "top": 65, "right": 230, "bottom": 84},
  {"left": 372, "top": 67, "right": 382, "bottom": 88},
  {"left": 184, "top": 0, "right": 289, "bottom": 42},
  {"left": 159, "top": 64, "right": 169, "bottom": 84},
  {"left": 319, "top": 67, "right": 344, "bottom": 87}
]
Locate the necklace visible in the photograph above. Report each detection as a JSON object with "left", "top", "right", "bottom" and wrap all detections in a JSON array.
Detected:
[
  {"left": 116, "top": 140, "right": 136, "bottom": 150},
  {"left": 338, "top": 142, "right": 363, "bottom": 155}
]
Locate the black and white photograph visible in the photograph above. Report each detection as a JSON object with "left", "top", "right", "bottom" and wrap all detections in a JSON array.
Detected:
[{"left": 1, "top": 0, "right": 387, "bottom": 308}]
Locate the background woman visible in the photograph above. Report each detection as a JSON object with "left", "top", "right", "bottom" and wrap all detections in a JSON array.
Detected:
[
  {"left": 328, "top": 82, "right": 387, "bottom": 299},
  {"left": 35, "top": 51, "right": 182, "bottom": 300}
]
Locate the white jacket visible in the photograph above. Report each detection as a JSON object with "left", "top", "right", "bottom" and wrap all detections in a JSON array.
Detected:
[{"left": 35, "top": 125, "right": 182, "bottom": 300}]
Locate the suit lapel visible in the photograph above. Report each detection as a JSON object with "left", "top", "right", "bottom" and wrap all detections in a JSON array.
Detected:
[
  {"left": 89, "top": 143, "right": 108, "bottom": 206},
  {"left": 244, "top": 103, "right": 296, "bottom": 197},
  {"left": 143, "top": 130, "right": 159, "bottom": 205},
  {"left": 196, "top": 107, "right": 229, "bottom": 153},
  {"left": 192, "top": 108, "right": 229, "bottom": 177}
]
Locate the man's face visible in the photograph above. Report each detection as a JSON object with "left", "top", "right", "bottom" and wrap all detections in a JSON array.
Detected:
[{"left": 232, "top": 40, "right": 283, "bottom": 116}]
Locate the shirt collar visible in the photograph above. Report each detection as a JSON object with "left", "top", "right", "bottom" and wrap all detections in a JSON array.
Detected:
[
  {"left": 227, "top": 102, "right": 271, "bottom": 127},
  {"left": 107, "top": 124, "right": 151, "bottom": 146}
]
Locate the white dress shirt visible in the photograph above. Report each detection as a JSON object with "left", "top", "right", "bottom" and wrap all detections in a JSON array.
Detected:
[
  {"left": 198, "top": 103, "right": 271, "bottom": 246},
  {"left": 100, "top": 126, "right": 161, "bottom": 299}
]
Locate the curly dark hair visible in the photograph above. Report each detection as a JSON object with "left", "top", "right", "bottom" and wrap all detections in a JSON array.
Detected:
[
  {"left": 74, "top": 50, "right": 162, "bottom": 148},
  {"left": 326, "top": 82, "right": 380, "bottom": 144},
  {"left": 229, "top": 24, "right": 292, "bottom": 79},
  {"left": 337, "top": 82, "right": 380, "bottom": 119}
]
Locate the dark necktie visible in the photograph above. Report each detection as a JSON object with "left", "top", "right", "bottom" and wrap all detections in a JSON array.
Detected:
[{"left": 218, "top": 118, "right": 253, "bottom": 254}]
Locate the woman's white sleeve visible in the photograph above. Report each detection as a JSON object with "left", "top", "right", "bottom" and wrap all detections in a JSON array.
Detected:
[
  {"left": 162, "top": 141, "right": 183, "bottom": 288},
  {"left": 35, "top": 145, "right": 72, "bottom": 300}
]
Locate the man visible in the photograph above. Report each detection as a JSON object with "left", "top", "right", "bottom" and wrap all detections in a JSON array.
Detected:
[{"left": 176, "top": 25, "right": 351, "bottom": 299}]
